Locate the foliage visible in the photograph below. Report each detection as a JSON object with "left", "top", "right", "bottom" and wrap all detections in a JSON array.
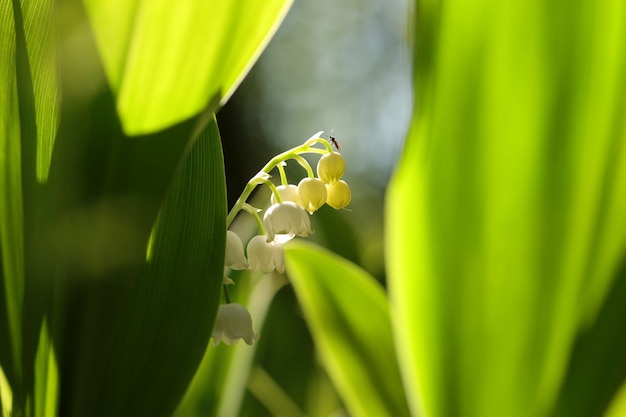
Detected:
[
  {"left": 0, "top": 0, "right": 291, "bottom": 415},
  {"left": 2, "top": 0, "right": 626, "bottom": 416}
]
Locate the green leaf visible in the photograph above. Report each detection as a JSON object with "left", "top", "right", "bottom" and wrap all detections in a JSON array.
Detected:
[
  {"left": 386, "top": 1, "right": 626, "bottom": 417},
  {"left": 98, "top": 118, "right": 227, "bottom": 417},
  {"left": 57, "top": 118, "right": 226, "bottom": 417},
  {"left": 0, "top": 0, "right": 25, "bottom": 394},
  {"left": 284, "top": 241, "right": 410, "bottom": 417},
  {"left": 33, "top": 320, "right": 59, "bottom": 417},
  {"left": 550, "top": 258, "right": 626, "bottom": 417},
  {"left": 83, "top": 0, "right": 294, "bottom": 135},
  {"left": 1, "top": 1, "right": 60, "bottom": 411}
]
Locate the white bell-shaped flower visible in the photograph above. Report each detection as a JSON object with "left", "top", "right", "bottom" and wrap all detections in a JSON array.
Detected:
[
  {"left": 263, "top": 202, "right": 313, "bottom": 242},
  {"left": 270, "top": 184, "right": 303, "bottom": 207},
  {"left": 211, "top": 303, "right": 258, "bottom": 346},
  {"left": 247, "top": 235, "right": 285, "bottom": 274},
  {"left": 225, "top": 231, "right": 248, "bottom": 269}
]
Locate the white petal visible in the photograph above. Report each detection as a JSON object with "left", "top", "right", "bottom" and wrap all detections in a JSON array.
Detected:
[
  {"left": 225, "top": 231, "right": 248, "bottom": 269},
  {"left": 211, "top": 303, "right": 257, "bottom": 346},
  {"left": 263, "top": 202, "right": 313, "bottom": 242}
]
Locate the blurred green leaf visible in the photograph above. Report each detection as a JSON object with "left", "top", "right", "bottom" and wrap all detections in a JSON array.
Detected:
[
  {"left": 1, "top": 1, "right": 60, "bottom": 412},
  {"left": 604, "top": 380, "right": 626, "bottom": 417},
  {"left": 83, "top": 0, "right": 294, "bottom": 135},
  {"left": 386, "top": 1, "right": 626, "bottom": 417},
  {"left": 33, "top": 320, "right": 58, "bottom": 417},
  {"left": 550, "top": 257, "right": 626, "bottom": 417},
  {"left": 0, "top": 0, "right": 25, "bottom": 395},
  {"left": 284, "top": 240, "right": 410, "bottom": 417}
]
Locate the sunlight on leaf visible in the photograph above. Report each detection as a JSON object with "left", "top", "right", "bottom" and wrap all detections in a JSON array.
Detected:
[
  {"left": 386, "top": 1, "right": 626, "bottom": 417},
  {"left": 285, "top": 240, "right": 410, "bottom": 417},
  {"left": 83, "top": 0, "right": 293, "bottom": 135},
  {"left": 0, "top": 365, "right": 12, "bottom": 416},
  {"left": 34, "top": 320, "right": 59, "bottom": 417}
]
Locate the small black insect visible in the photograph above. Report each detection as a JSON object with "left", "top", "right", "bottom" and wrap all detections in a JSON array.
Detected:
[{"left": 329, "top": 131, "right": 341, "bottom": 151}]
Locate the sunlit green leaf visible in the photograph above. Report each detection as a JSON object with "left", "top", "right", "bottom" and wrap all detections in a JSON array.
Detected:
[
  {"left": 33, "top": 320, "right": 58, "bottom": 417},
  {"left": 386, "top": 1, "right": 626, "bottom": 417},
  {"left": 284, "top": 240, "right": 410, "bottom": 417},
  {"left": 1, "top": 1, "right": 60, "bottom": 411},
  {"left": 83, "top": 0, "right": 293, "bottom": 135}
]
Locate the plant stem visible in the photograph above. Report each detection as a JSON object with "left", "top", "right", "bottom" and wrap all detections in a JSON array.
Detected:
[{"left": 226, "top": 136, "right": 330, "bottom": 228}]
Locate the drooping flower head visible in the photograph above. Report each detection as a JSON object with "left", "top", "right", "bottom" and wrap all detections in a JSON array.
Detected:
[
  {"left": 317, "top": 152, "right": 345, "bottom": 184},
  {"left": 211, "top": 303, "right": 258, "bottom": 346},
  {"left": 247, "top": 235, "right": 285, "bottom": 274},
  {"left": 297, "top": 178, "right": 327, "bottom": 214},
  {"left": 225, "top": 231, "right": 248, "bottom": 269},
  {"left": 263, "top": 202, "right": 313, "bottom": 242},
  {"left": 326, "top": 180, "right": 351, "bottom": 209}
]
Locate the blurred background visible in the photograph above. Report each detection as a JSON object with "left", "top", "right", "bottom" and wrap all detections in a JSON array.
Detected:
[{"left": 215, "top": 0, "right": 412, "bottom": 415}]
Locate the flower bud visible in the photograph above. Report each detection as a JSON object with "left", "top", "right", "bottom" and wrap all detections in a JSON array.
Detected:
[
  {"left": 263, "top": 202, "right": 313, "bottom": 242},
  {"left": 211, "top": 303, "right": 258, "bottom": 346},
  {"left": 270, "top": 184, "right": 302, "bottom": 207},
  {"left": 317, "top": 152, "right": 345, "bottom": 184},
  {"left": 297, "top": 178, "right": 327, "bottom": 214},
  {"left": 326, "top": 180, "right": 351, "bottom": 209},
  {"left": 247, "top": 235, "right": 285, "bottom": 274},
  {"left": 225, "top": 231, "right": 248, "bottom": 269}
]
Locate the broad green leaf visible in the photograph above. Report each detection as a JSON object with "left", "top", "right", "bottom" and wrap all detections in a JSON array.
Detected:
[
  {"left": 284, "top": 241, "right": 410, "bottom": 417},
  {"left": 83, "top": 0, "right": 294, "bottom": 135},
  {"left": 96, "top": 118, "right": 227, "bottom": 417},
  {"left": 56, "top": 117, "right": 226, "bottom": 417},
  {"left": 39, "top": 3, "right": 228, "bottom": 414},
  {"left": 387, "top": 2, "right": 626, "bottom": 417}
]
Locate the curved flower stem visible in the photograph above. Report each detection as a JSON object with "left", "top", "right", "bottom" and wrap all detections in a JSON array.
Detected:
[
  {"left": 242, "top": 203, "right": 265, "bottom": 235},
  {"left": 263, "top": 179, "right": 282, "bottom": 204},
  {"left": 303, "top": 137, "right": 333, "bottom": 153},
  {"left": 291, "top": 154, "right": 315, "bottom": 178},
  {"left": 226, "top": 133, "right": 331, "bottom": 228},
  {"left": 277, "top": 163, "right": 288, "bottom": 186}
]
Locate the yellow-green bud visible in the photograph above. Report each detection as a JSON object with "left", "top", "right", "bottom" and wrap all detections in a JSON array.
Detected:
[
  {"left": 317, "top": 152, "right": 345, "bottom": 184},
  {"left": 326, "top": 180, "right": 351, "bottom": 209},
  {"left": 297, "top": 178, "right": 327, "bottom": 213}
]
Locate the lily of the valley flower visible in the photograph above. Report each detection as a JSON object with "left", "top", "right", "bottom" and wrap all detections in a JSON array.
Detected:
[
  {"left": 263, "top": 202, "right": 313, "bottom": 242},
  {"left": 326, "top": 180, "right": 351, "bottom": 209},
  {"left": 317, "top": 152, "right": 345, "bottom": 184},
  {"left": 225, "top": 231, "right": 248, "bottom": 269},
  {"left": 211, "top": 303, "right": 258, "bottom": 346},
  {"left": 247, "top": 235, "right": 285, "bottom": 274},
  {"left": 270, "top": 184, "right": 302, "bottom": 207},
  {"left": 297, "top": 178, "right": 327, "bottom": 213}
]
